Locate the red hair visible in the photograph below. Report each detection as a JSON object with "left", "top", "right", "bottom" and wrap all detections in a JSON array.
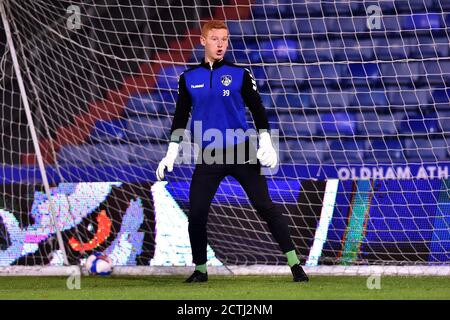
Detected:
[{"left": 201, "top": 20, "right": 228, "bottom": 36}]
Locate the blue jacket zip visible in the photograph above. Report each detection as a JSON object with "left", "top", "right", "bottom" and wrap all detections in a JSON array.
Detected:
[{"left": 209, "top": 64, "right": 213, "bottom": 88}]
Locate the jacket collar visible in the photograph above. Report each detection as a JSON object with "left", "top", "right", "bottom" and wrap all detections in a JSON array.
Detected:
[{"left": 201, "top": 58, "right": 226, "bottom": 70}]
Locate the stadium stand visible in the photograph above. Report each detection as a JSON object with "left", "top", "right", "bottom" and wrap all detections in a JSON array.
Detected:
[{"left": 41, "top": 0, "right": 450, "bottom": 164}]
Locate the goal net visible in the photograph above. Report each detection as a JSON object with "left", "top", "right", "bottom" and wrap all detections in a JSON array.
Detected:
[{"left": 0, "top": 0, "right": 449, "bottom": 275}]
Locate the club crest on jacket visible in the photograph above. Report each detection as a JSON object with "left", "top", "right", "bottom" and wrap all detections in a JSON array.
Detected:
[{"left": 221, "top": 75, "right": 232, "bottom": 86}]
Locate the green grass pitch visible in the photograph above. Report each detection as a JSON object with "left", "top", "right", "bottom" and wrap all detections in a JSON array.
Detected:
[{"left": 0, "top": 275, "right": 449, "bottom": 300}]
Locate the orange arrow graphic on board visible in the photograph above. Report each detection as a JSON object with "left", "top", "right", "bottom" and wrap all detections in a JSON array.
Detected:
[{"left": 68, "top": 210, "right": 112, "bottom": 252}]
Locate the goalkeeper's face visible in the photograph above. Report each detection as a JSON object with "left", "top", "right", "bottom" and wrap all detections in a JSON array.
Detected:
[{"left": 201, "top": 28, "right": 229, "bottom": 63}]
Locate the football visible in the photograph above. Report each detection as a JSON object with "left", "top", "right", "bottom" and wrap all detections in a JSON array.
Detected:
[{"left": 85, "top": 253, "right": 113, "bottom": 276}]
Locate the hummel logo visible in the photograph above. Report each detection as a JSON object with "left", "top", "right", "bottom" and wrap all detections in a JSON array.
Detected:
[{"left": 191, "top": 84, "right": 204, "bottom": 88}]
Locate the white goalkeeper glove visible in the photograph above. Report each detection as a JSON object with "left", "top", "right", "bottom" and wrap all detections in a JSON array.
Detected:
[
  {"left": 156, "top": 142, "right": 180, "bottom": 181},
  {"left": 257, "top": 132, "right": 277, "bottom": 168}
]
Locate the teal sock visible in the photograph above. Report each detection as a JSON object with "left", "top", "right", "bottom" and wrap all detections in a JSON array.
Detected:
[
  {"left": 285, "top": 250, "right": 300, "bottom": 267},
  {"left": 195, "top": 264, "right": 207, "bottom": 274}
]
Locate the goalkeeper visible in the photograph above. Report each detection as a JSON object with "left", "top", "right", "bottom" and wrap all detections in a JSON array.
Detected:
[{"left": 156, "top": 20, "right": 308, "bottom": 283}]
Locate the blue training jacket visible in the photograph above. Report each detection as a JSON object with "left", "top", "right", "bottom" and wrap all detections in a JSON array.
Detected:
[{"left": 169, "top": 58, "right": 269, "bottom": 148}]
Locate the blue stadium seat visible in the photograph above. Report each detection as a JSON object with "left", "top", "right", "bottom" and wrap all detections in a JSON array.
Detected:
[
  {"left": 365, "top": 139, "right": 405, "bottom": 163},
  {"left": 342, "top": 63, "right": 381, "bottom": 86},
  {"left": 305, "top": 64, "right": 341, "bottom": 87},
  {"left": 156, "top": 65, "right": 185, "bottom": 90},
  {"left": 311, "top": 90, "right": 350, "bottom": 109},
  {"left": 375, "top": 37, "right": 409, "bottom": 60},
  {"left": 334, "top": 39, "right": 375, "bottom": 62},
  {"left": 259, "top": 90, "right": 276, "bottom": 110},
  {"left": 57, "top": 144, "right": 96, "bottom": 166},
  {"left": 432, "top": 88, "right": 450, "bottom": 106},
  {"left": 321, "top": 0, "right": 362, "bottom": 15},
  {"left": 276, "top": 141, "right": 289, "bottom": 163},
  {"left": 325, "top": 139, "right": 365, "bottom": 163},
  {"left": 436, "top": 111, "right": 450, "bottom": 134},
  {"left": 286, "top": 139, "right": 327, "bottom": 164},
  {"left": 318, "top": 112, "right": 358, "bottom": 136},
  {"left": 228, "top": 40, "right": 249, "bottom": 63},
  {"left": 90, "top": 119, "right": 127, "bottom": 143},
  {"left": 150, "top": 90, "right": 177, "bottom": 115},
  {"left": 254, "top": 19, "right": 296, "bottom": 36},
  {"left": 422, "top": 61, "right": 450, "bottom": 85},
  {"left": 357, "top": 112, "right": 399, "bottom": 136},
  {"left": 361, "top": 0, "right": 400, "bottom": 12},
  {"left": 248, "top": 66, "right": 267, "bottom": 88},
  {"left": 395, "top": 0, "right": 434, "bottom": 11},
  {"left": 296, "top": 17, "right": 327, "bottom": 35},
  {"left": 267, "top": 113, "right": 281, "bottom": 131},
  {"left": 435, "top": 0, "right": 450, "bottom": 10},
  {"left": 365, "top": 0, "right": 395, "bottom": 13},
  {"left": 269, "top": 89, "right": 287, "bottom": 108},
  {"left": 387, "top": 89, "right": 430, "bottom": 110},
  {"left": 297, "top": 91, "right": 314, "bottom": 109},
  {"left": 153, "top": 88, "right": 176, "bottom": 104},
  {"left": 275, "top": 92, "right": 312, "bottom": 109},
  {"left": 229, "top": 40, "right": 260, "bottom": 63},
  {"left": 380, "top": 62, "right": 422, "bottom": 86},
  {"left": 299, "top": 39, "right": 333, "bottom": 62},
  {"left": 259, "top": 39, "right": 300, "bottom": 63},
  {"left": 404, "top": 138, "right": 448, "bottom": 161},
  {"left": 446, "top": 12, "right": 450, "bottom": 27},
  {"left": 252, "top": 0, "right": 285, "bottom": 18},
  {"left": 284, "top": 0, "right": 322, "bottom": 17},
  {"left": 267, "top": 65, "right": 307, "bottom": 87},
  {"left": 126, "top": 92, "right": 165, "bottom": 115},
  {"left": 91, "top": 143, "right": 131, "bottom": 165},
  {"left": 254, "top": 0, "right": 302, "bottom": 18},
  {"left": 189, "top": 44, "right": 204, "bottom": 63},
  {"left": 227, "top": 20, "right": 257, "bottom": 37},
  {"left": 402, "top": 13, "right": 445, "bottom": 30},
  {"left": 126, "top": 116, "right": 171, "bottom": 142},
  {"left": 129, "top": 143, "right": 168, "bottom": 164},
  {"left": 325, "top": 17, "right": 369, "bottom": 34},
  {"left": 399, "top": 113, "right": 441, "bottom": 134},
  {"left": 278, "top": 114, "right": 317, "bottom": 137},
  {"left": 380, "top": 16, "right": 402, "bottom": 31},
  {"left": 349, "top": 90, "right": 389, "bottom": 111},
  {"left": 408, "top": 37, "right": 450, "bottom": 59}
]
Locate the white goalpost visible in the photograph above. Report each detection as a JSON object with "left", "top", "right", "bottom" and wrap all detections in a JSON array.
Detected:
[
  {"left": 0, "top": 0, "right": 449, "bottom": 277},
  {"left": 0, "top": 0, "right": 69, "bottom": 267}
]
